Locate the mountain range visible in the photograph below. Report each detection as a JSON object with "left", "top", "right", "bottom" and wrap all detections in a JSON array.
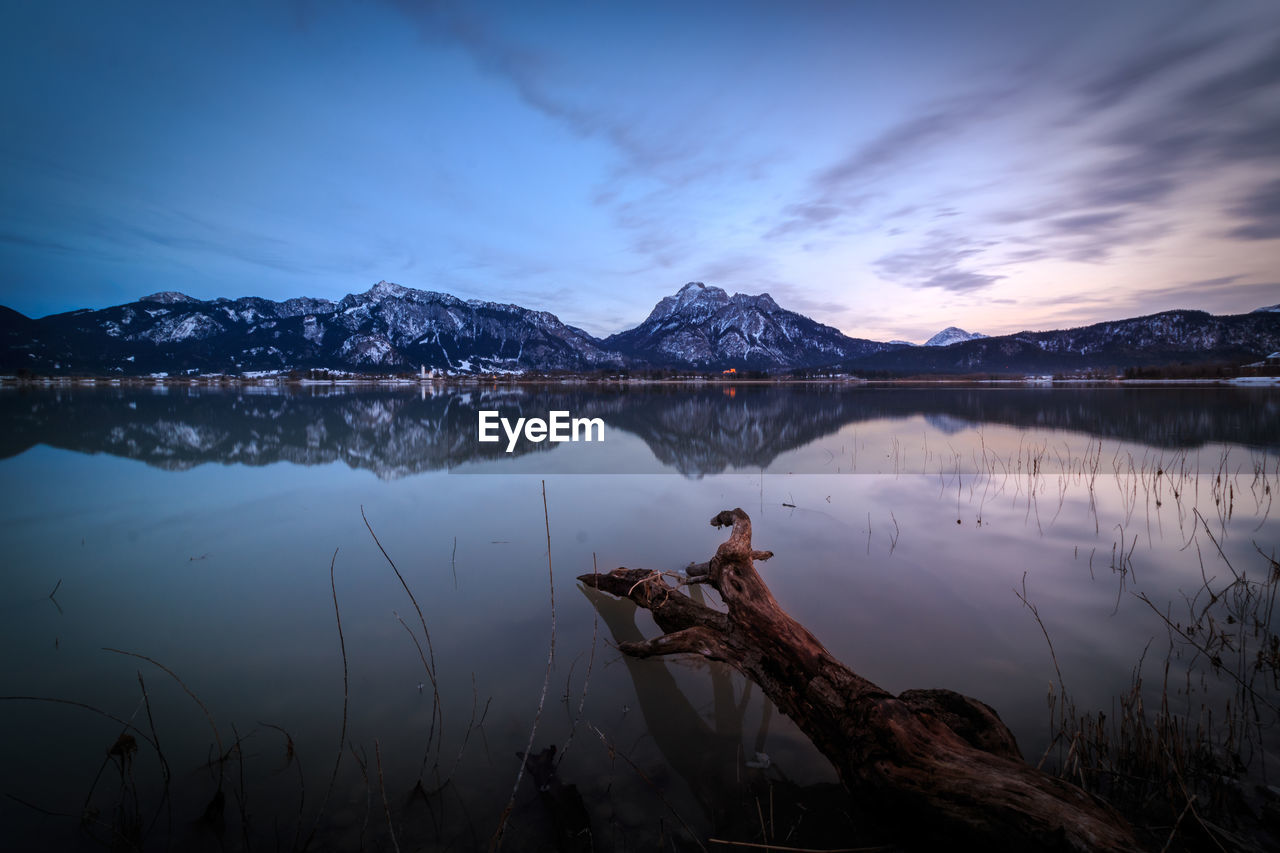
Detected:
[{"left": 2, "top": 280, "right": 1278, "bottom": 376}]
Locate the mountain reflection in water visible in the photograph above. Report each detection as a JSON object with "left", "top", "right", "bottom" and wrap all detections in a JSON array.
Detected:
[{"left": 1, "top": 383, "right": 1276, "bottom": 478}]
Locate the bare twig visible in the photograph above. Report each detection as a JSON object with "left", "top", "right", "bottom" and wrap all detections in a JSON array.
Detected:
[
  {"left": 100, "top": 648, "right": 222, "bottom": 761},
  {"left": 375, "top": 740, "right": 401, "bottom": 853},
  {"left": 306, "top": 547, "right": 347, "bottom": 850},
  {"left": 136, "top": 671, "right": 172, "bottom": 841},
  {"left": 559, "top": 553, "right": 600, "bottom": 765},
  {"left": 1014, "top": 573, "right": 1066, "bottom": 699},
  {"left": 491, "top": 480, "right": 557, "bottom": 851},
  {"left": 0, "top": 696, "right": 157, "bottom": 751},
  {"left": 361, "top": 506, "right": 443, "bottom": 755},
  {"left": 259, "top": 721, "right": 305, "bottom": 851}
]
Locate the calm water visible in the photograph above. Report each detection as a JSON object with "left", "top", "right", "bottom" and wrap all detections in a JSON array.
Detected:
[{"left": 1, "top": 383, "right": 1277, "bottom": 850}]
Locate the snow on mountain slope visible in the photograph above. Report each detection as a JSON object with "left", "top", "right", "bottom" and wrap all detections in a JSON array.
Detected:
[
  {"left": 604, "top": 282, "right": 891, "bottom": 368},
  {"left": 4, "top": 281, "right": 1279, "bottom": 376},
  {"left": 2, "top": 281, "right": 627, "bottom": 375},
  {"left": 924, "top": 326, "right": 988, "bottom": 347}
]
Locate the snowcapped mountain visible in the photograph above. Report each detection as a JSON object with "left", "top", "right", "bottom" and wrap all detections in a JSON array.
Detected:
[
  {"left": 603, "top": 282, "right": 892, "bottom": 369},
  {"left": 1, "top": 281, "right": 626, "bottom": 375},
  {"left": 3, "top": 281, "right": 1279, "bottom": 376},
  {"left": 924, "top": 326, "right": 988, "bottom": 347},
  {"left": 1255, "top": 304, "right": 1280, "bottom": 313}
]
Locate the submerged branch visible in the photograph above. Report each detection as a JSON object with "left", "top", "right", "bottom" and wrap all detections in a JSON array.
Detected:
[{"left": 580, "top": 508, "right": 1140, "bottom": 852}]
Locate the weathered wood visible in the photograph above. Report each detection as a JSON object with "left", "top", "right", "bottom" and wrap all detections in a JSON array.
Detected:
[{"left": 578, "top": 508, "right": 1142, "bottom": 852}]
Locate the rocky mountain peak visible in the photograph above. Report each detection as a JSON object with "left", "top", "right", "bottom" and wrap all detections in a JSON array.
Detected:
[
  {"left": 737, "top": 292, "right": 780, "bottom": 312},
  {"left": 674, "top": 281, "right": 729, "bottom": 309},
  {"left": 606, "top": 281, "right": 891, "bottom": 368},
  {"left": 140, "top": 291, "right": 198, "bottom": 304},
  {"left": 365, "top": 280, "right": 411, "bottom": 300}
]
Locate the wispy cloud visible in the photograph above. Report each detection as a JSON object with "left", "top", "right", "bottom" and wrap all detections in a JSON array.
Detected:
[
  {"left": 0, "top": 230, "right": 84, "bottom": 255},
  {"left": 1224, "top": 178, "right": 1280, "bottom": 240},
  {"left": 763, "top": 201, "right": 846, "bottom": 240},
  {"left": 1074, "top": 31, "right": 1279, "bottom": 214},
  {"left": 764, "top": 98, "right": 993, "bottom": 242},
  {"left": 1078, "top": 30, "right": 1231, "bottom": 113},
  {"left": 384, "top": 1, "right": 722, "bottom": 189},
  {"left": 818, "top": 108, "right": 971, "bottom": 189},
  {"left": 874, "top": 233, "right": 1003, "bottom": 294},
  {"left": 965, "top": 24, "right": 1280, "bottom": 275}
]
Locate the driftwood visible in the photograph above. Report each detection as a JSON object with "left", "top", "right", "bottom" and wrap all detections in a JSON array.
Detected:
[{"left": 578, "top": 508, "right": 1142, "bottom": 852}]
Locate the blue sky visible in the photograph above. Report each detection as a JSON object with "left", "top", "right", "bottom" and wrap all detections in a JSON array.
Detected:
[{"left": 2, "top": 0, "right": 1277, "bottom": 342}]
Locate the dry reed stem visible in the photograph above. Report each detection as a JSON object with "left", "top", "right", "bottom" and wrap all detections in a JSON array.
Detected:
[
  {"left": 136, "top": 671, "right": 172, "bottom": 841},
  {"left": 259, "top": 720, "right": 305, "bottom": 851},
  {"left": 101, "top": 648, "right": 223, "bottom": 764},
  {"left": 361, "top": 506, "right": 444, "bottom": 759},
  {"left": 490, "top": 480, "right": 557, "bottom": 852},
  {"left": 558, "top": 552, "right": 600, "bottom": 766},
  {"left": 304, "top": 546, "right": 347, "bottom": 851},
  {"left": 375, "top": 740, "right": 401, "bottom": 853}
]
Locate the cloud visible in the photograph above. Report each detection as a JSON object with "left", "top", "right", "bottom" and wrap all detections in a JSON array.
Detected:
[
  {"left": 763, "top": 90, "right": 1006, "bottom": 241},
  {"left": 817, "top": 108, "right": 971, "bottom": 189},
  {"left": 754, "top": 282, "right": 852, "bottom": 321},
  {"left": 118, "top": 223, "right": 295, "bottom": 273},
  {"left": 978, "top": 24, "right": 1280, "bottom": 268},
  {"left": 609, "top": 193, "right": 699, "bottom": 269},
  {"left": 1186, "top": 275, "right": 1245, "bottom": 290},
  {"left": 1047, "top": 211, "right": 1130, "bottom": 235},
  {"left": 874, "top": 234, "right": 1003, "bottom": 294},
  {"left": 1224, "top": 178, "right": 1280, "bottom": 240},
  {"left": 1071, "top": 29, "right": 1280, "bottom": 212},
  {"left": 0, "top": 230, "right": 84, "bottom": 255},
  {"left": 1179, "top": 35, "right": 1280, "bottom": 114},
  {"left": 383, "top": 0, "right": 720, "bottom": 190},
  {"left": 997, "top": 247, "right": 1052, "bottom": 265},
  {"left": 1078, "top": 31, "right": 1230, "bottom": 112},
  {"left": 763, "top": 201, "right": 846, "bottom": 240}
]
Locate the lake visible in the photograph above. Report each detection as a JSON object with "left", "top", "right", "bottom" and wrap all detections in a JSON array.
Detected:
[{"left": 2, "top": 382, "right": 1277, "bottom": 850}]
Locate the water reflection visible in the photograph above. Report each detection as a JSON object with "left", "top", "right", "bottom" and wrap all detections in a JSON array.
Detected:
[
  {"left": 2, "top": 383, "right": 1276, "bottom": 477},
  {"left": 1, "top": 382, "right": 1277, "bottom": 850},
  {"left": 581, "top": 584, "right": 855, "bottom": 844}
]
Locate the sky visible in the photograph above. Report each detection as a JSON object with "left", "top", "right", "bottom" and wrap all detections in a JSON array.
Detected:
[{"left": 1, "top": 0, "right": 1278, "bottom": 343}]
